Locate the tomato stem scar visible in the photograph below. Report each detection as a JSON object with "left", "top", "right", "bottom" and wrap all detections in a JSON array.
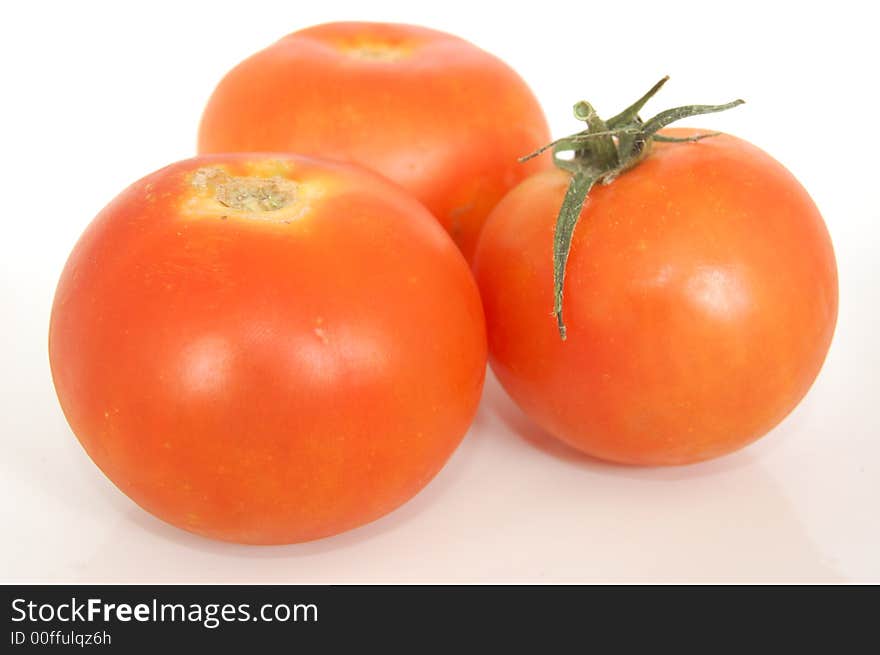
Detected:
[
  {"left": 519, "top": 77, "right": 744, "bottom": 339},
  {"left": 343, "top": 43, "right": 410, "bottom": 61},
  {"left": 191, "top": 167, "right": 298, "bottom": 213}
]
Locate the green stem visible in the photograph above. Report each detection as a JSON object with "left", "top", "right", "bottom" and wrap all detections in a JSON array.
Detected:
[
  {"left": 653, "top": 132, "right": 720, "bottom": 143},
  {"left": 641, "top": 100, "right": 744, "bottom": 137},
  {"left": 532, "top": 78, "right": 744, "bottom": 340},
  {"left": 606, "top": 76, "right": 669, "bottom": 128},
  {"left": 553, "top": 171, "right": 598, "bottom": 340},
  {"left": 571, "top": 101, "right": 618, "bottom": 170}
]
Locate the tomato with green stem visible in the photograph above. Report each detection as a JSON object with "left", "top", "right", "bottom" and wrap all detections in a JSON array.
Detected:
[{"left": 474, "top": 78, "right": 838, "bottom": 465}]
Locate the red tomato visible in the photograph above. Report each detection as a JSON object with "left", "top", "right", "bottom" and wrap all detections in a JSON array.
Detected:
[
  {"left": 197, "top": 21, "right": 551, "bottom": 260},
  {"left": 474, "top": 128, "right": 838, "bottom": 465},
  {"left": 49, "top": 154, "right": 487, "bottom": 543}
]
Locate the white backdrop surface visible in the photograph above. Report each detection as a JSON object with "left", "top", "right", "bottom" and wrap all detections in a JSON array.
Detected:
[{"left": 1, "top": 0, "right": 877, "bottom": 583}]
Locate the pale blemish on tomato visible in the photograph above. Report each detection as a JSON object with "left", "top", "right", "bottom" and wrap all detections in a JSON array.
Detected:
[{"left": 180, "top": 162, "right": 325, "bottom": 225}]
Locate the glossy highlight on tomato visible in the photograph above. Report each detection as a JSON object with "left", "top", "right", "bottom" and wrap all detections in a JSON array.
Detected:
[
  {"left": 474, "top": 128, "right": 838, "bottom": 465},
  {"left": 197, "top": 21, "right": 551, "bottom": 260},
  {"left": 50, "top": 153, "right": 487, "bottom": 544}
]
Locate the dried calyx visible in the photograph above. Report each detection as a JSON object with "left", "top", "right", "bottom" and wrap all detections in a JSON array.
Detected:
[{"left": 519, "top": 76, "right": 744, "bottom": 339}]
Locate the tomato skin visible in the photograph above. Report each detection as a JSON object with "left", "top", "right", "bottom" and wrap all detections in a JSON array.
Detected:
[
  {"left": 473, "top": 129, "right": 838, "bottom": 466},
  {"left": 197, "top": 22, "right": 551, "bottom": 260},
  {"left": 49, "top": 154, "right": 487, "bottom": 544}
]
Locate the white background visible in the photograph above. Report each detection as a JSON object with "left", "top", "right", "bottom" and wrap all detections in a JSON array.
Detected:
[{"left": 1, "top": 0, "right": 877, "bottom": 583}]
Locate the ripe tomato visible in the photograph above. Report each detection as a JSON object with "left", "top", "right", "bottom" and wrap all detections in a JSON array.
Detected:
[
  {"left": 197, "top": 21, "right": 551, "bottom": 261},
  {"left": 49, "top": 154, "right": 487, "bottom": 544},
  {"left": 474, "top": 128, "right": 838, "bottom": 465}
]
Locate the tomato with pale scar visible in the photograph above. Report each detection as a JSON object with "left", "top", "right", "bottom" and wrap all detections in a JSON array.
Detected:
[{"left": 50, "top": 154, "right": 487, "bottom": 543}]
